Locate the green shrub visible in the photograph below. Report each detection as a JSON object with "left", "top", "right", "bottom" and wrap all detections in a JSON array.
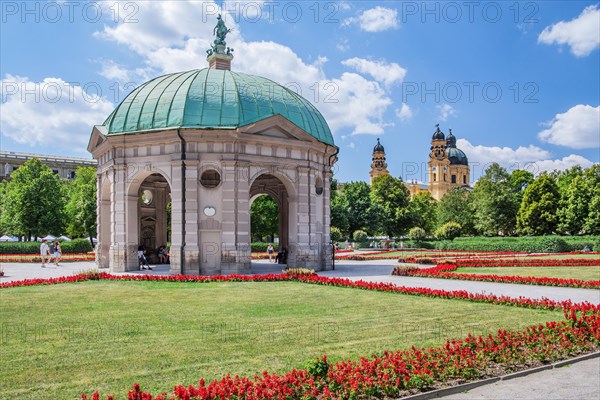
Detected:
[
  {"left": 61, "top": 239, "right": 93, "bottom": 253},
  {"left": 0, "top": 238, "right": 93, "bottom": 254},
  {"left": 537, "top": 236, "right": 569, "bottom": 253},
  {"left": 593, "top": 239, "right": 600, "bottom": 252},
  {"left": 435, "top": 222, "right": 462, "bottom": 241},
  {"left": 250, "top": 242, "right": 270, "bottom": 252},
  {"left": 330, "top": 227, "right": 342, "bottom": 242},
  {"left": 408, "top": 227, "right": 427, "bottom": 241},
  {"left": 352, "top": 230, "right": 368, "bottom": 242},
  {"left": 433, "top": 235, "right": 600, "bottom": 253}
]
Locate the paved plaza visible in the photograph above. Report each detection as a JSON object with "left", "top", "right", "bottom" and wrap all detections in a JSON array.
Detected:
[{"left": 1, "top": 259, "right": 599, "bottom": 399}]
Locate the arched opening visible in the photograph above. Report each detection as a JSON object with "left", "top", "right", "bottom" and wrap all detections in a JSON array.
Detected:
[
  {"left": 249, "top": 174, "right": 290, "bottom": 263},
  {"left": 136, "top": 173, "right": 172, "bottom": 265}
]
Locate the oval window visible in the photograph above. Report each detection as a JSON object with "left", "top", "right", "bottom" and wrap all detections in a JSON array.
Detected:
[
  {"left": 200, "top": 170, "right": 221, "bottom": 188},
  {"left": 315, "top": 177, "right": 324, "bottom": 195},
  {"left": 141, "top": 189, "right": 153, "bottom": 206}
]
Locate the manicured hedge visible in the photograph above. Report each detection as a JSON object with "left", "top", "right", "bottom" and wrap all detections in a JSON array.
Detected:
[
  {"left": 434, "top": 235, "right": 599, "bottom": 253},
  {"left": 251, "top": 242, "right": 271, "bottom": 252},
  {"left": 0, "top": 238, "right": 93, "bottom": 254}
]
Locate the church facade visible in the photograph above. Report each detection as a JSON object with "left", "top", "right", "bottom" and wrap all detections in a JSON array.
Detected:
[{"left": 369, "top": 125, "right": 470, "bottom": 200}]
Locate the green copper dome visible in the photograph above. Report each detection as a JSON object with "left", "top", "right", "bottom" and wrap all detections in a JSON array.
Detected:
[{"left": 103, "top": 69, "right": 334, "bottom": 146}]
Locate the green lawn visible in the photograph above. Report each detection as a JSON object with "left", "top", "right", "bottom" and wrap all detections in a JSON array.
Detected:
[
  {"left": 457, "top": 266, "right": 600, "bottom": 281},
  {"left": 1, "top": 281, "right": 562, "bottom": 399}
]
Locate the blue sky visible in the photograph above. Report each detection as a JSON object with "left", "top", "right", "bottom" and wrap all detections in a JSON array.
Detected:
[{"left": 1, "top": 1, "right": 599, "bottom": 183}]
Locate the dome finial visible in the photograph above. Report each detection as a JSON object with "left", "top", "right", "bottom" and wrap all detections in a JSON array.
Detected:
[
  {"left": 207, "top": 14, "right": 234, "bottom": 70},
  {"left": 373, "top": 138, "right": 385, "bottom": 152}
]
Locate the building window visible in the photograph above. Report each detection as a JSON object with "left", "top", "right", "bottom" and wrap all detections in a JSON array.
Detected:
[
  {"left": 443, "top": 174, "right": 446, "bottom": 182},
  {"left": 141, "top": 189, "right": 153, "bottom": 206},
  {"left": 69, "top": 171, "right": 76, "bottom": 179},
  {"left": 52, "top": 169, "right": 59, "bottom": 175},
  {"left": 433, "top": 173, "right": 437, "bottom": 182},
  {"left": 451, "top": 175, "right": 456, "bottom": 184},
  {"left": 463, "top": 175, "right": 467, "bottom": 184},
  {"left": 200, "top": 170, "right": 221, "bottom": 188}
]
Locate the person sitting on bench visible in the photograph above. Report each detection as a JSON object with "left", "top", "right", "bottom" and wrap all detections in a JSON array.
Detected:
[{"left": 275, "top": 247, "right": 288, "bottom": 264}]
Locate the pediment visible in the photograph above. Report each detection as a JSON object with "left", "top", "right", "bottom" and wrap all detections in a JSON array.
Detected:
[
  {"left": 87, "top": 125, "right": 107, "bottom": 154},
  {"left": 239, "top": 115, "right": 320, "bottom": 144}
]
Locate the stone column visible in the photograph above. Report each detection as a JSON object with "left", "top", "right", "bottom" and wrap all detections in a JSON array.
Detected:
[{"left": 109, "top": 166, "right": 136, "bottom": 272}]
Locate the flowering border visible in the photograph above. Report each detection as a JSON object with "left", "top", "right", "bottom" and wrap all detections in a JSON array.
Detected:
[
  {"left": 0, "top": 253, "right": 95, "bottom": 263},
  {"left": 398, "top": 263, "right": 600, "bottom": 289}
]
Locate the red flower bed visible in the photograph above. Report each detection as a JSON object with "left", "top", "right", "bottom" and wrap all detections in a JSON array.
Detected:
[
  {"left": 399, "top": 263, "right": 600, "bottom": 289},
  {"left": 334, "top": 249, "right": 353, "bottom": 254},
  {"left": 0, "top": 253, "right": 95, "bottom": 263},
  {"left": 4, "top": 272, "right": 599, "bottom": 399},
  {"left": 82, "top": 307, "right": 600, "bottom": 399},
  {"left": 454, "top": 258, "right": 600, "bottom": 267}
]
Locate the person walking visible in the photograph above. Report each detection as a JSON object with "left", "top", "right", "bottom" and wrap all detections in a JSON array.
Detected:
[
  {"left": 267, "top": 244, "right": 274, "bottom": 263},
  {"left": 53, "top": 241, "right": 62, "bottom": 266},
  {"left": 40, "top": 239, "right": 50, "bottom": 268}
]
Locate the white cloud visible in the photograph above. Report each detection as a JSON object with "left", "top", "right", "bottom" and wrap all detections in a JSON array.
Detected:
[
  {"left": 538, "top": 104, "right": 600, "bottom": 149},
  {"left": 347, "top": 142, "right": 356, "bottom": 149},
  {"left": 343, "top": 6, "right": 398, "bottom": 32},
  {"left": 0, "top": 75, "right": 114, "bottom": 154},
  {"left": 538, "top": 5, "right": 600, "bottom": 57},
  {"left": 436, "top": 104, "right": 456, "bottom": 121},
  {"left": 336, "top": 38, "right": 350, "bottom": 52},
  {"left": 457, "top": 138, "right": 594, "bottom": 176},
  {"left": 94, "top": 1, "right": 396, "bottom": 137},
  {"left": 528, "top": 155, "right": 595, "bottom": 174},
  {"left": 341, "top": 57, "right": 407, "bottom": 86},
  {"left": 396, "top": 103, "right": 413, "bottom": 122}
]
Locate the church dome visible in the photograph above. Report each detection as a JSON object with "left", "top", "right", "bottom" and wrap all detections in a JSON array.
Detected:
[
  {"left": 103, "top": 69, "right": 334, "bottom": 146},
  {"left": 447, "top": 147, "right": 468, "bottom": 165},
  {"left": 373, "top": 138, "right": 385, "bottom": 152},
  {"left": 432, "top": 125, "right": 445, "bottom": 140}
]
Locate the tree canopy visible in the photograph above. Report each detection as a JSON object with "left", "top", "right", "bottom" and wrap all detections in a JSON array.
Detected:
[{"left": 0, "top": 159, "right": 66, "bottom": 240}]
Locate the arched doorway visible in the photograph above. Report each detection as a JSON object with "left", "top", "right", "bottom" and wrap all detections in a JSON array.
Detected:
[
  {"left": 97, "top": 176, "right": 111, "bottom": 269},
  {"left": 137, "top": 173, "right": 171, "bottom": 263},
  {"left": 249, "top": 174, "right": 290, "bottom": 257}
]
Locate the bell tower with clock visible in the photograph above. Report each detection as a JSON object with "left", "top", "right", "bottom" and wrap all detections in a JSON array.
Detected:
[
  {"left": 428, "top": 124, "right": 451, "bottom": 200},
  {"left": 369, "top": 138, "right": 390, "bottom": 184}
]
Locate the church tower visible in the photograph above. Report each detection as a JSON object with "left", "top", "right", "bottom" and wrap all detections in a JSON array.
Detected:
[
  {"left": 428, "top": 124, "right": 451, "bottom": 200},
  {"left": 369, "top": 138, "right": 389, "bottom": 184}
]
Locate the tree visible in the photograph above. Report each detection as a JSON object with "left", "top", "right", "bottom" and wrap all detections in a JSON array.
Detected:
[
  {"left": 471, "top": 163, "right": 519, "bottom": 235},
  {"left": 0, "top": 158, "right": 66, "bottom": 239},
  {"left": 370, "top": 175, "right": 412, "bottom": 237},
  {"left": 330, "top": 179, "right": 350, "bottom": 236},
  {"left": 250, "top": 195, "right": 278, "bottom": 242},
  {"left": 509, "top": 169, "right": 534, "bottom": 204},
  {"left": 583, "top": 165, "right": 600, "bottom": 235},
  {"left": 65, "top": 166, "right": 98, "bottom": 243},
  {"left": 517, "top": 173, "right": 561, "bottom": 235},
  {"left": 557, "top": 175, "right": 590, "bottom": 235},
  {"left": 408, "top": 192, "right": 437, "bottom": 233},
  {"left": 436, "top": 187, "right": 476, "bottom": 235},
  {"left": 408, "top": 227, "right": 427, "bottom": 241},
  {"left": 435, "top": 222, "right": 462, "bottom": 240},
  {"left": 342, "top": 181, "right": 379, "bottom": 235}
]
